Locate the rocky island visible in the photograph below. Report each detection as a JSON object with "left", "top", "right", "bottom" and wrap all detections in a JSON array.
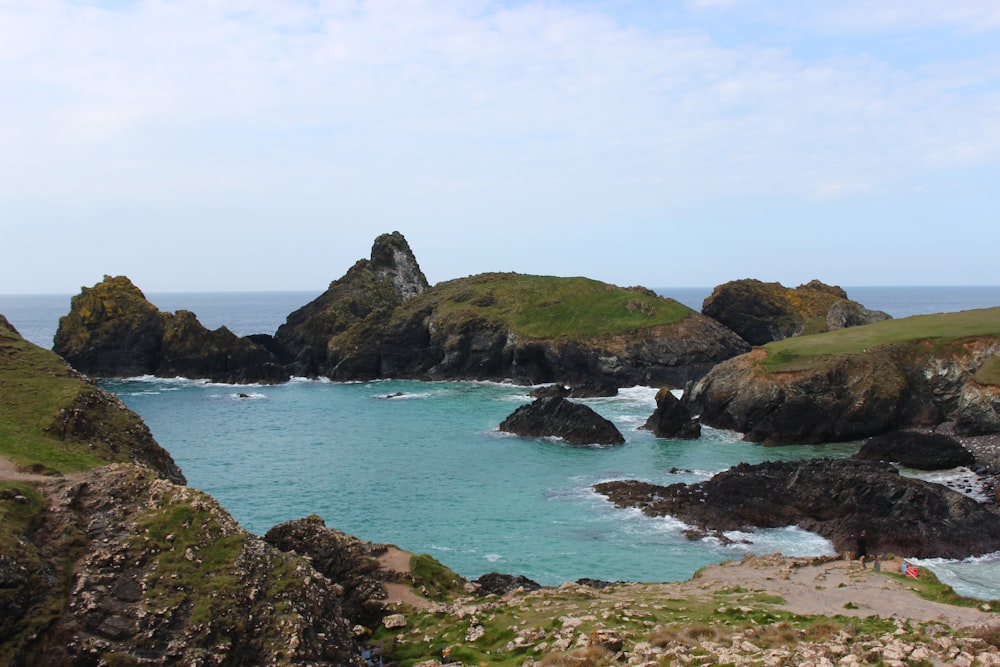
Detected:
[{"left": 53, "top": 232, "right": 751, "bottom": 388}]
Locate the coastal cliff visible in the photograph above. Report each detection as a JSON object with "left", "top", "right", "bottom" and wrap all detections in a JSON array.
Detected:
[
  {"left": 0, "top": 316, "right": 383, "bottom": 665},
  {"left": 684, "top": 307, "right": 1000, "bottom": 444}
]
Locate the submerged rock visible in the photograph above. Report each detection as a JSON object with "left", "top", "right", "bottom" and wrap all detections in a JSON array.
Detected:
[
  {"left": 594, "top": 458, "right": 1000, "bottom": 560},
  {"left": 498, "top": 396, "right": 625, "bottom": 446}
]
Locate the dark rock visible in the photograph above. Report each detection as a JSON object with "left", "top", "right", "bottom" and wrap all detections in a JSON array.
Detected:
[
  {"left": 474, "top": 572, "right": 542, "bottom": 596},
  {"left": 854, "top": 431, "right": 975, "bottom": 470},
  {"left": 264, "top": 515, "right": 388, "bottom": 630},
  {"left": 530, "top": 384, "right": 571, "bottom": 399},
  {"left": 594, "top": 458, "right": 1000, "bottom": 560},
  {"left": 642, "top": 388, "right": 700, "bottom": 439},
  {"left": 53, "top": 275, "right": 287, "bottom": 384},
  {"left": 498, "top": 396, "right": 625, "bottom": 446},
  {"left": 275, "top": 231, "right": 429, "bottom": 376},
  {"left": 701, "top": 278, "right": 891, "bottom": 345}
]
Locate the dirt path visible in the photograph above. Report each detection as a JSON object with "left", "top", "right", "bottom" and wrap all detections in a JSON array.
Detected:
[
  {"left": 378, "top": 546, "right": 434, "bottom": 610},
  {"left": 671, "top": 554, "right": 995, "bottom": 630},
  {"left": 0, "top": 454, "right": 61, "bottom": 483}
]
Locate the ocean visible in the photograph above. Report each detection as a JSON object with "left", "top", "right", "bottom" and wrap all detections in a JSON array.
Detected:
[{"left": 1, "top": 285, "right": 999, "bottom": 599}]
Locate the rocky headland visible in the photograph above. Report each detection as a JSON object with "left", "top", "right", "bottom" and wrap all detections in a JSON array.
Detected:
[
  {"left": 683, "top": 308, "right": 1000, "bottom": 445},
  {"left": 701, "top": 278, "right": 892, "bottom": 345}
]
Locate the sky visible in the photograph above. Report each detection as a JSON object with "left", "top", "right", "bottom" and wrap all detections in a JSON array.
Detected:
[{"left": 1, "top": 0, "right": 999, "bottom": 294}]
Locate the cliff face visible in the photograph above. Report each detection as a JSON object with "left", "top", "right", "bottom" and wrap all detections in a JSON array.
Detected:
[
  {"left": 702, "top": 278, "right": 891, "bottom": 345},
  {"left": 274, "top": 231, "right": 430, "bottom": 376},
  {"left": 1, "top": 465, "right": 368, "bottom": 666},
  {"left": 683, "top": 316, "right": 1000, "bottom": 444},
  {"left": 53, "top": 276, "right": 288, "bottom": 384}
]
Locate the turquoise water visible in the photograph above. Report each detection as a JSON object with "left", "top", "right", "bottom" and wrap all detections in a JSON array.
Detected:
[
  {"left": 101, "top": 377, "right": 856, "bottom": 586},
  {"left": 3, "top": 287, "right": 1000, "bottom": 598}
]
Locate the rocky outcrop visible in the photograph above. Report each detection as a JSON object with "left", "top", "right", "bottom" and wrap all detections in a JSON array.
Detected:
[
  {"left": 474, "top": 572, "right": 543, "bottom": 596},
  {"left": 594, "top": 458, "right": 1000, "bottom": 559},
  {"left": 854, "top": 431, "right": 976, "bottom": 470},
  {"left": 274, "top": 231, "right": 430, "bottom": 376},
  {"left": 325, "top": 273, "right": 750, "bottom": 387},
  {"left": 683, "top": 331, "right": 1000, "bottom": 444},
  {"left": 642, "top": 388, "right": 700, "bottom": 439},
  {"left": 499, "top": 396, "right": 625, "bottom": 446},
  {"left": 702, "top": 279, "right": 891, "bottom": 345},
  {"left": 1, "top": 464, "right": 368, "bottom": 666},
  {"left": 264, "top": 515, "right": 389, "bottom": 630},
  {"left": 53, "top": 275, "right": 288, "bottom": 383}
]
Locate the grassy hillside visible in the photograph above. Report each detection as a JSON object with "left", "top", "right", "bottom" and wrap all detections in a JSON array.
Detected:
[
  {"left": 0, "top": 316, "right": 151, "bottom": 474},
  {"left": 399, "top": 273, "right": 693, "bottom": 340},
  {"left": 762, "top": 306, "right": 1000, "bottom": 372}
]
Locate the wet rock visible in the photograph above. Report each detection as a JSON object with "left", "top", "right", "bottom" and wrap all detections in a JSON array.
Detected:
[
  {"left": 642, "top": 388, "right": 700, "bottom": 439},
  {"left": 854, "top": 431, "right": 975, "bottom": 470},
  {"left": 498, "top": 396, "right": 625, "bottom": 446}
]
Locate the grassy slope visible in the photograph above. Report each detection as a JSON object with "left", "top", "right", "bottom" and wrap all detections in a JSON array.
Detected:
[
  {"left": 762, "top": 306, "right": 1000, "bottom": 373},
  {"left": 398, "top": 273, "right": 692, "bottom": 340},
  {"left": 0, "top": 318, "right": 115, "bottom": 473}
]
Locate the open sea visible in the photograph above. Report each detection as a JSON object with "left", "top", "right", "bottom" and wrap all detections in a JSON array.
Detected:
[{"left": 2, "top": 286, "right": 1000, "bottom": 600}]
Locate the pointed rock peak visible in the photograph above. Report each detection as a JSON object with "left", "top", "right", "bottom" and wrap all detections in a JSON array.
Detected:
[{"left": 369, "top": 231, "right": 429, "bottom": 301}]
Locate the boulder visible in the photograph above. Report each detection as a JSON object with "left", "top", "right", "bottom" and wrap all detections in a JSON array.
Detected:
[
  {"left": 642, "top": 388, "right": 700, "bottom": 439},
  {"left": 701, "top": 279, "right": 891, "bottom": 345},
  {"left": 594, "top": 458, "right": 1000, "bottom": 560},
  {"left": 498, "top": 396, "right": 625, "bottom": 446},
  {"left": 854, "top": 431, "right": 975, "bottom": 470},
  {"left": 474, "top": 572, "right": 543, "bottom": 596}
]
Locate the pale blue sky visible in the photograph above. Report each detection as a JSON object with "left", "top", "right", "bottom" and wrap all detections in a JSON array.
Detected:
[{"left": 2, "top": 0, "right": 998, "bottom": 294}]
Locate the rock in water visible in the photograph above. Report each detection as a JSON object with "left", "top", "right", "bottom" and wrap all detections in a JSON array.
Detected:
[
  {"left": 642, "top": 388, "right": 700, "bottom": 439},
  {"left": 854, "top": 431, "right": 975, "bottom": 470},
  {"left": 498, "top": 396, "right": 625, "bottom": 446},
  {"left": 594, "top": 458, "right": 1000, "bottom": 560}
]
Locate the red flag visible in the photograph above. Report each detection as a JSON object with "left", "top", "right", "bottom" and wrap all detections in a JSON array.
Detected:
[{"left": 905, "top": 564, "right": 919, "bottom": 579}]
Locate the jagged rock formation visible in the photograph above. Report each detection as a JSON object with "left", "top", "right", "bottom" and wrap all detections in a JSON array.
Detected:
[
  {"left": 274, "top": 231, "right": 430, "bottom": 376},
  {"left": 498, "top": 396, "right": 625, "bottom": 446},
  {"left": 854, "top": 431, "right": 976, "bottom": 470},
  {"left": 642, "top": 388, "right": 700, "bottom": 439},
  {"left": 264, "top": 515, "right": 389, "bottom": 630},
  {"left": 1, "top": 465, "right": 367, "bottom": 666},
  {"left": 594, "top": 458, "right": 1000, "bottom": 560},
  {"left": 702, "top": 279, "right": 891, "bottom": 345},
  {"left": 683, "top": 316, "right": 1000, "bottom": 444},
  {"left": 53, "top": 275, "right": 288, "bottom": 383},
  {"left": 473, "top": 572, "right": 543, "bottom": 596}
]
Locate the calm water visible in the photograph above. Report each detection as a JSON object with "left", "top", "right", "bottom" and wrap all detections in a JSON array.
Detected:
[{"left": 1, "top": 286, "right": 999, "bottom": 598}]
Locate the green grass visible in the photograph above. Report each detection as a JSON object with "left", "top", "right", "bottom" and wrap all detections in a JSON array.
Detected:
[
  {"left": 409, "top": 553, "right": 468, "bottom": 599},
  {"left": 396, "top": 273, "right": 693, "bottom": 341},
  {"left": 762, "top": 306, "right": 1000, "bottom": 371},
  {"left": 0, "top": 321, "right": 111, "bottom": 472}
]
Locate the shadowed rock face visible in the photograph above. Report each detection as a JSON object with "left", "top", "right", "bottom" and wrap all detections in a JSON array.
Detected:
[
  {"left": 642, "top": 388, "right": 700, "bottom": 439},
  {"left": 498, "top": 396, "right": 625, "bottom": 446},
  {"left": 53, "top": 275, "right": 288, "bottom": 384},
  {"left": 854, "top": 431, "right": 975, "bottom": 470},
  {"left": 594, "top": 458, "right": 1000, "bottom": 560},
  {"left": 683, "top": 337, "right": 1000, "bottom": 445},
  {"left": 702, "top": 279, "right": 891, "bottom": 345},
  {"left": 274, "top": 231, "right": 430, "bottom": 376}
]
